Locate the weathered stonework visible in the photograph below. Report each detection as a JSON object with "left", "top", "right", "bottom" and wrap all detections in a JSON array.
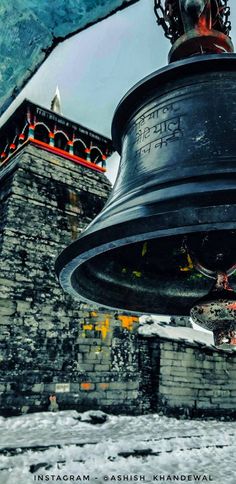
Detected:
[
  {"left": 1, "top": 136, "right": 236, "bottom": 420},
  {"left": 0, "top": 143, "right": 140, "bottom": 416},
  {"left": 137, "top": 335, "right": 236, "bottom": 418}
]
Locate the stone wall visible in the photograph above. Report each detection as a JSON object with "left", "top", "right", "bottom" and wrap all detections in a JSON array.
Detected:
[
  {"left": 1, "top": 143, "right": 236, "bottom": 419},
  {"left": 0, "top": 144, "right": 140, "bottom": 415},
  {"left": 138, "top": 335, "right": 236, "bottom": 418}
]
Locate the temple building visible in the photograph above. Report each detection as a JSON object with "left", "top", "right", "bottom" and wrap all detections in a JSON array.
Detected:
[
  {"left": 0, "top": 99, "right": 140, "bottom": 416},
  {"left": 0, "top": 99, "right": 111, "bottom": 170},
  {"left": 1, "top": 98, "right": 236, "bottom": 418}
]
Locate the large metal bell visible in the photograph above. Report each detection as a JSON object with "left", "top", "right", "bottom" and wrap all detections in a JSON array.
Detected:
[{"left": 56, "top": 54, "right": 236, "bottom": 316}]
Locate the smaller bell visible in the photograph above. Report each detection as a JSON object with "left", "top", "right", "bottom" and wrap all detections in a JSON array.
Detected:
[{"left": 191, "top": 272, "right": 236, "bottom": 349}]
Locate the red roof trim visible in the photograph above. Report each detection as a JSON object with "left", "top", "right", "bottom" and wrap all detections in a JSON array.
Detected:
[
  {"left": 0, "top": 138, "right": 106, "bottom": 173},
  {"left": 29, "top": 138, "right": 106, "bottom": 172}
]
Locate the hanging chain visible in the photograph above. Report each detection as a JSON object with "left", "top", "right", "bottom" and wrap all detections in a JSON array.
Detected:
[
  {"left": 154, "top": 0, "right": 181, "bottom": 43},
  {"left": 153, "top": 1, "right": 231, "bottom": 44},
  {"left": 217, "top": 0, "right": 231, "bottom": 36},
  {"left": 154, "top": 0, "right": 171, "bottom": 40}
]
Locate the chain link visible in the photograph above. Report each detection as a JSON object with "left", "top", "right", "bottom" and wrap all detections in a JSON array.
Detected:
[{"left": 153, "top": 0, "right": 231, "bottom": 44}]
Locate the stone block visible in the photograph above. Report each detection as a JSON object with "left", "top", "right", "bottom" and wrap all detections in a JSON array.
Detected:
[
  {"left": 100, "top": 352, "right": 112, "bottom": 362},
  {"left": 105, "top": 381, "right": 127, "bottom": 390},
  {"left": 16, "top": 301, "right": 31, "bottom": 313},
  {"left": 161, "top": 395, "right": 196, "bottom": 406},
  {"left": 159, "top": 385, "right": 196, "bottom": 397},
  {"left": 227, "top": 371, "right": 236, "bottom": 378},
  {"left": 79, "top": 345, "right": 91, "bottom": 353},
  {"left": 198, "top": 389, "right": 215, "bottom": 397},
  {"left": 196, "top": 400, "right": 218, "bottom": 409},
  {"left": 79, "top": 364, "right": 94, "bottom": 372},
  {"left": 32, "top": 383, "right": 44, "bottom": 393},
  {"left": 125, "top": 381, "right": 140, "bottom": 390},
  {"left": 96, "top": 383, "right": 110, "bottom": 391},
  {"left": 70, "top": 383, "right": 81, "bottom": 392},
  {"left": 106, "top": 390, "right": 127, "bottom": 399},
  {"left": 94, "top": 364, "right": 110, "bottom": 372},
  {"left": 44, "top": 384, "right": 56, "bottom": 393},
  {"left": 160, "top": 367, "right": 173, "bottom": 376},
  {"left": 0, "top": 301, "right": 15, "bottom": 316},
  {"left": 126, "top": 390, "right": 139, "bottom": 399},
  {"left": 77, "top": 338, "right": 101, "bottom": 346},
  {"left": 86, "top": 391, "right": 110, "bottom": 401},
  {"left": 213, "top": 401, "right": 236, "bottom": 409},
  {"left": 84, "top": 351, "right": 103, "bottom": 360},
  {"left": 0, "top": 278, "right": 15, "bottom": 287},
  {"left": 211, "top": 397, "right": 236, "bottom": 405},
  {"left": 161, "top": 350, "right": 178, "bottom": 360}
]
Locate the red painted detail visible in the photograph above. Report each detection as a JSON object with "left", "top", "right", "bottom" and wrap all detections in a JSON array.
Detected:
[
  {"left": 28, "top": 138, "right": 106, "bottom": 172},
  {"left": 85, "top": 148, "right": 91, "bottom": 153},
  {"left": 67, "top": 141, "right": 73, "bottom": 146},
  {"left": 81, "top": 382, "right": 92, "bottom": 391},
  {"left": 49, "top": 132, "right": 55, "bottom": 138},
  {"left": 227, "top": 303, "right": 236, "bottom": 310},
  {"left": 10, "top": 144, "right": 16, "bottom": 150},
  {"left": 19, "top": 134, "right": 25, "bottom": 140},
  {"left": 29, "top": 124, "right": 35, "bottom": 130},
  {"left": 1, "top": 152, "right": 6, "bottom": 158},
  {"left": 102, "top": 155, "right": 107, "bottom": 160}
]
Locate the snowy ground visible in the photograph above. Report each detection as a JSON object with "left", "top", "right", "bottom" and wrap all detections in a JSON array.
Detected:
[{"left": 0, "top": 410, "right": 235, "bottom": 484}]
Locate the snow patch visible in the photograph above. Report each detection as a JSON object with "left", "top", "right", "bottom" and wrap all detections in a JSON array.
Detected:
[
  {"left": 138, "top": 315, "right": 214, "bottom": 346},
  {"left": 0, "top": 411, "right": 235, "bottom": 484}
]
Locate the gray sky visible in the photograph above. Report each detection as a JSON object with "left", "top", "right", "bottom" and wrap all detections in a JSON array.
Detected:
[{"left": 1, "top": 0, "right": 236, "bottom": 183}]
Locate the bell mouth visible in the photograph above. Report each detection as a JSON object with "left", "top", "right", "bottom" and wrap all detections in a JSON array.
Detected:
[
  {"left": 190, "top": 272, "right": 236, "bottom": 349},
  {"left": 56, "top": 54, "right": 236, "bottom": 316},
  {"left": 56, "top": 229, "right": 236, "bottom": 316}
]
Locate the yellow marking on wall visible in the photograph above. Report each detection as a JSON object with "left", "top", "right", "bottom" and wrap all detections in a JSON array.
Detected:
[
  {"left": 132, "top": 271, "right": 142, "bottom": 278},
  {"left": 94, "top": 346, "right": 102, "bottom": 354},
  {"left": 90, "top": 311, "right": 98, "bottom": 317},
  {"left": 180, "top": 253, "right": 194, "bottom": 272},
  {"left": 80, "top": 313, "right": 139, "bottom": 338},
  {"left": 69, "top": 191, "right": 79, "bottom": 206},
  {"left": 118, "top": 315, "right": 138, "bottom": 331},
  {"left": 95, "top": 317, "right": 110, "bottom": 339},
  {"left": 83, "top": 324, "right": 93, "bottom": 331},
  {"left": 142, "top": 241, "right": 148, "bottom": 257}
]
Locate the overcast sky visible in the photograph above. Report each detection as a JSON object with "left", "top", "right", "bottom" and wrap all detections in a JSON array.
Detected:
[{"left": 1, "top": 0, "right": 236, "bottom": 183}]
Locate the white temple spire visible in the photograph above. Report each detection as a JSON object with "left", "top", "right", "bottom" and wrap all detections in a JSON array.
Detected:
[{"left": 51, "top": 86, "right": 62, "bottom": 114}]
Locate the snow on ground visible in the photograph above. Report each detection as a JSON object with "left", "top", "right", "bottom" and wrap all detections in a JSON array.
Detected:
[{"left": 0, "top": 410, "right": 235, "bottom": 484}]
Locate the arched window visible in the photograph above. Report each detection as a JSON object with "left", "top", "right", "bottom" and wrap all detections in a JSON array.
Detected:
[
  {"left": 73, "top": 139, "right": 86, "bottom": 159},
  {"left": 34, "top": 124, "right": 50, "bottom": 144},
  {"left": 54, "top": 132, "right": 68, "bottom": 151},
  {"left": 90, "top": 147, "right": 103, "bottom": 165}
]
